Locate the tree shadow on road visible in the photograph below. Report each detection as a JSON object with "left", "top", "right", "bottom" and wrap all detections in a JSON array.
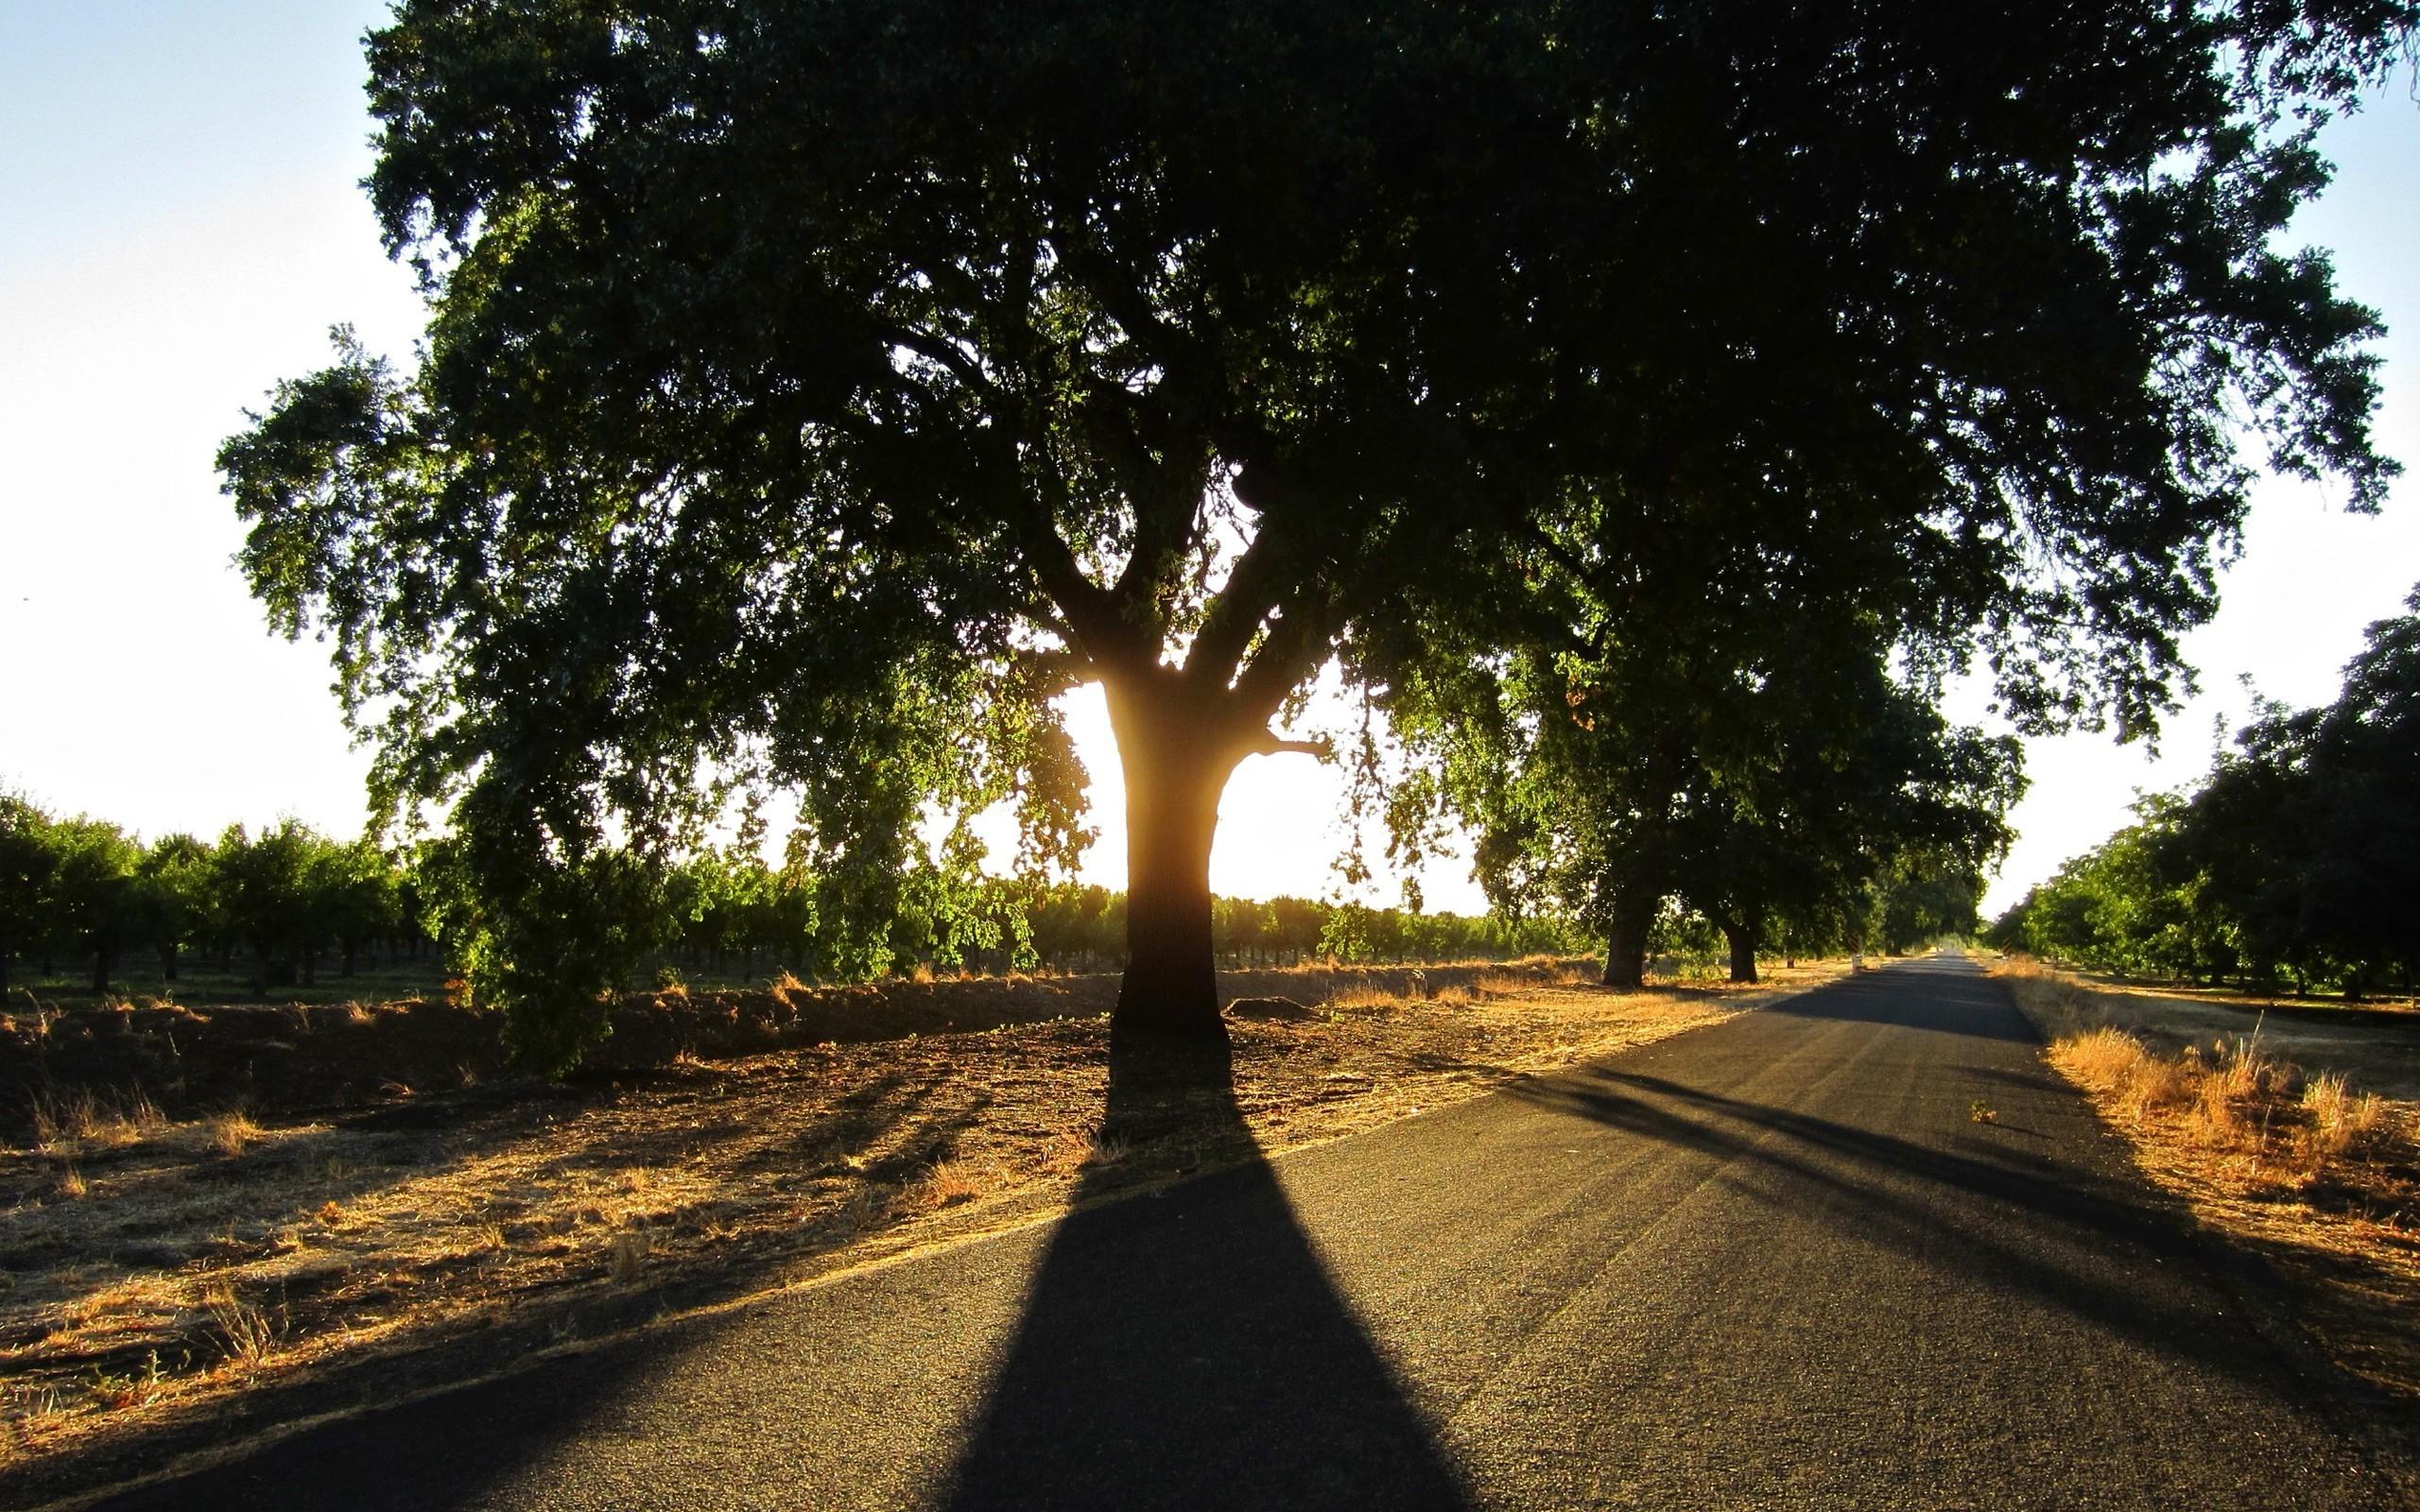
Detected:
[
  {"left": 937, "top": 1026, "right": 1474, "bottom": 1512},
  {"left": 1502, "top": 1057, "right": 2352, "bottom": 1401}
]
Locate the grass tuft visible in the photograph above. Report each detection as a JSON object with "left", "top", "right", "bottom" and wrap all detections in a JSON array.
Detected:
[
  {"left": 203, "top": 1279, "right": 279, "bottom": 1370},
  {"left": 30, "top": 1086, "right": 165, "bottom": 1152},
  {"left": 2297, "top": 1071, "right": 2388, "bottom": 1172},
  {"left": 208, "top": 1109, "right": 262, "bottom": 1158},
  {"left": 914, "top": 1159, "right": 988, "bottom": 1208},
  {"left": 607, "top": 1229, "right": 649, "bottom": 1285}
]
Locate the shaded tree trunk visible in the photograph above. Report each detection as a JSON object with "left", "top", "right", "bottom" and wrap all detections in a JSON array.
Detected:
[
  {"left": 91, "top": 947, "right": 112, "bottom": 995},
  {"left": 1601, "top": 891, "right": 1655, "bottom": 989},
  {"left": 1104, "top": 672, "right": 1251, "bottom": 1039},
  {"left": 162, "top": 940, "right": 180, "bottom": 983},
  {"left": 1722, "top": 916, "right": 1759, "bottom": 985}
]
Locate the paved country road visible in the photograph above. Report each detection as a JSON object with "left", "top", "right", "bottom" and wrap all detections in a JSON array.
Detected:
[{"left": 79, "top": 957, "right": 2411, "bottom": 1511}]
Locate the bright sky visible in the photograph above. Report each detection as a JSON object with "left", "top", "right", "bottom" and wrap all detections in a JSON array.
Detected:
[{"left": 3, "top": 5, "right": 2415, "bottom": 922}]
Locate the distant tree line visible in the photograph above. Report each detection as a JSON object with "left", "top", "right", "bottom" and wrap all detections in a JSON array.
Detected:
[
  {"left": 1987, "top": 591, "right": 2420, "bottom": 998},
  {"left": 0, "top": 799, "right": 1588, "bottom": 1001},
  {"left": 0, "top": 808, "right": 423, "bottom": 996},
  {"left": 519, "top": 859, "right": 1590, "bottom": 985}
]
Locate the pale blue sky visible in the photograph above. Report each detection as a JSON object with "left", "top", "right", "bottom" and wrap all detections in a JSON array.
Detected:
[{"left": 3, "top": 5, "right": 2414, "bottom": 919}]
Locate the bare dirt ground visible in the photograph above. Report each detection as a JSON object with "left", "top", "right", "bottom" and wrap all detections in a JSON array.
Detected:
[
  {"left": 0, "top": 957, "right": 1847, "bottom": 1505},
  {"left": 1992, "top": 954, "right": 2420, "bottom": 1407}
]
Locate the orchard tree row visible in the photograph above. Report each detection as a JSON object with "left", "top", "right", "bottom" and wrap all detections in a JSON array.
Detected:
[
  {"left": 584, "top": 858, "right": 1596, "bottom": 985},
  {"left": 0, "top": 806, "right": 414, "bottom": 996},
  {"left": 1987, "top": 591, "right": 2420, "bottom": 998},
  {"left": 0, "top": 795, "right": 1589, "bottom": 1002}
]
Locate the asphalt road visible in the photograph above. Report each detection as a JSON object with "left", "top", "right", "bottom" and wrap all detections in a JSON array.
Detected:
[{"left": 84, "top": 956, "right": 2411, "bottom": 1511}]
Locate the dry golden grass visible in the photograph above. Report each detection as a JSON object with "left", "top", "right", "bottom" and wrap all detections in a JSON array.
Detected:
[
  {"left": 1323, "top": 984, "right": 1407, "bottom": 1012},
  {"left": 1470, "top": 971, "right": 1535, "bottom": 999},
  {"left": 30, "top": 1088, "right": 164, "bottom": 1153},
  {"left": 606, "top": 1230, "right": 649, "bottom": 1286},
  {"left": 2032, "top": 995, "right": 2388, "bottom": 1186},
  {"left": 206, "top": 1110, "right": 262, "bottom": 1159},
  {"left": 1998, "top": 954, "right": 2420, "bottom": 1400},
  {"left": 201, "top": 1279, "right": 279, "bottom": 1371},
  {"left": 910, "top": 1158, "right": 990, "bottom": 1210},
  {"left": 2299, "top": 1071, "right": 2388, "bottom": 1168}
]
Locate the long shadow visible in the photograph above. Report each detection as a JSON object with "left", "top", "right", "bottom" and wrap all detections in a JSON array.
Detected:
[
  {"left": 74, "top": 1031, "right": 1474, "bottom": 1512},
  {"left": 1500, "top": 1058, "right": 2332, "bottom": 1398},
  {"left": 937, "top": 1026, "right": 1474, "bottom": 1511}
]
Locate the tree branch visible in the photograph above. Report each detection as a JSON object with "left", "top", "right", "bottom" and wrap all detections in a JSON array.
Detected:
[
  {"left": 1242, "top": 732, "right": 1332, "bottom": 760},
  {"left": 1233, "top": 587, "right": 1342, "bottom": 726},
  {"left": 1183, "top": 515, "right": 1296, "bottom": 688},
  {"left": 878, "top": 323, "right": 1007, "bottom": 408},
  {"left": 1020, "top": 516, "right": 1139, "bottom": 672}
]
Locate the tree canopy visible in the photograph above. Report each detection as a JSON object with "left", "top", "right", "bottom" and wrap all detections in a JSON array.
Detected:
[
  {"left": 223, "top": 0, "right": 2411, "bottom": 1065},
  {"left": 1991, "top": 586, "right": 2420, "bottom": 994},
  {"left": 1376, "top": 508, "right": 2025, "bottom": 985}
]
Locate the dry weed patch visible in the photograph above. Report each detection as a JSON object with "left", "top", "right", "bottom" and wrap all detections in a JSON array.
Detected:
[
  {"left": 30, "top": 1088, "right": 164, "bottom": 1154},
  {"left": 205, "top": 1110, "right": 261, "bottom": 1159},
  {"left": 1322, "top": 984, "right": 1404, "bottom": 1013},
  {"left": 1998, "top": 955, "right": 2420, "bottom": 1400}
]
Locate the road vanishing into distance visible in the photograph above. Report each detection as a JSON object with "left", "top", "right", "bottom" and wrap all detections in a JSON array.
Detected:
[{"left": 87, "top": 957, "right": 2411, "bottom": 1510}]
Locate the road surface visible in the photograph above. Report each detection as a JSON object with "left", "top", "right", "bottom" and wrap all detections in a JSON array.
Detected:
[{"left": 86, "top": 956, "right": 2411, "bottom": 1510}]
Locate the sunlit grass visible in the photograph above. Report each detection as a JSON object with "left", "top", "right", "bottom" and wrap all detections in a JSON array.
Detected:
[{"left": 1997, "top": 954, "right": 2420, "bottom": 1399}]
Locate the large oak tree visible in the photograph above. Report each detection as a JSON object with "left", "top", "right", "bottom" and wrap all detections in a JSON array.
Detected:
[{"left": 224, "top": 0, "right": 2408, "bottom": 1064}]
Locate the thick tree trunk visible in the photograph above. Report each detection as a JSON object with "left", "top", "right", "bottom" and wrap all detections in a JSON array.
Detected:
[
  {"left": 162, "top": 940, "right": 179, "bottom": 983},
  {"left": 1723, "top": 918, "right": 1759, "bottom": 984},
  {"left": 91, "top": 948, "right": 111, "bottom": 995},
  {"left": 1601, "top": 891, "right": 1655, "bottom": 989},
  {"left": 1105, "top": 673, "right": 1249, "bottom": 1039}
]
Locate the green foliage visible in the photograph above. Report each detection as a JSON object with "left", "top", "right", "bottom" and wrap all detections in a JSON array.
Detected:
[
  {"left": 210, "top": 822, "right": 320, "bottom": 980},
  {"left": 0, "top": 804, "right": 432, "bottom": 998},
  {"left": 1869, "top": 850, "right": 1996, "bottom": 954},
  {"left": 44, "top": 817, "right": 145, "bottom": 991},
  {"left": 0, "top": 795, "right": 59, "bottom": 988},
  {"left": 5, "top": 799, "right": 1589, "bottom": 1004},
  {"left": 1991, "top": 588, "right": 2420, "bottom": 994},
  {"left": 133, "top": 833, "right": 215, "bottom": 977},
  {"left": 1380, "top": 534, "right": 2026, "bottom": 976}
]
